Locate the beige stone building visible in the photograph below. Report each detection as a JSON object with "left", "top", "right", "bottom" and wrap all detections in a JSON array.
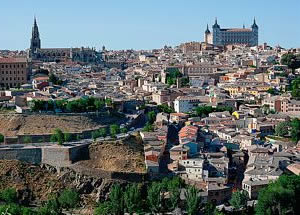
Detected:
[{"left": 0, "top": 58, "right": 28, "bottom": 88}]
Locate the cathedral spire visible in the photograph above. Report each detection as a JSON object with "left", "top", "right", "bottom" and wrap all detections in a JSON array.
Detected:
[{"left": 30, "top": 16, "right": 41, "bottom": 54}]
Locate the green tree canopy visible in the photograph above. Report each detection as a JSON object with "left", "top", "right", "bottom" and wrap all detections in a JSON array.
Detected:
[
  {"left": 256, "top": 175, "right": 300, "bottom": 215},
  {"left": 147, "top": 182, "right": 163, "bottom": 213},
  {"left": 291, "top": 118, "right": 300, "bottom": 142},
  {"left": 110, "top": 124, "right": 120, "bottom": 137},
  {"left": 143, "top": 122, "right": 154, "bottom": 132},
  {"left": 281, "top": 53, "right": 300, "bottom": 70},
  {"left": 148, "top": 111, "right": 156, "bottom": 124},
  {"left": 185, "top": 186, "right": 202, "bottom": 215},
  {"left": 229, "top": 190, "right": 248, "bottom": 211},
  {"left": 0, "top": 188, "right": 18, "bottom": 203},
  {"left": 0, "top": 133, "right": 4, "bottom": 143},
  {"left": 109, "top": 184, "right": 124, "bottom": 215},
  {"left": 275, "top": 121, "right": 290, "bottom": 137},
  {"left": 158, "top": 104, "right": 175, "bottom": 114},
  {"left": 267, "top": 87, "right": 277, "bottom": 95},
  {"left": 50, "top": 128, "right": 64, "bottom": 145},
  {"left": 124, "top": 184, "right": 142, "bottom": 214},
  {"left": 99, "top": 127, "right": 107, "bottom": 137},
  {"left": 58, "top": 189, "right": 80, "bottom": 212}
]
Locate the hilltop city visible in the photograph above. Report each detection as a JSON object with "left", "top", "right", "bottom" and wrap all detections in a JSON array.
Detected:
[{"left": 0, "top": 17, "right": 300, "bottom": 215}]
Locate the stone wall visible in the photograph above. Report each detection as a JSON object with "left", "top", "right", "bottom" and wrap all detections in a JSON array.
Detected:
[
  {"left": 0, "top": 143, "right": 90, "bottom": 167},
  {"left": 42, "top": 147, "right": 72, "bottom": 166},
  {"left": 0, "top": 147, "right": 42, "bottom": 164}
]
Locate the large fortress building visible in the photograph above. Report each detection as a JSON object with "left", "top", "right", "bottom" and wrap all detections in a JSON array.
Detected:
[{"left": 204, "top": 18, "right": 258, "bottom": 46}]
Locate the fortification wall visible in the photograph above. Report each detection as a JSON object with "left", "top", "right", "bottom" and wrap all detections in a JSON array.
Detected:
[
  {"left": 0, "top": 143, "right": 90, "bottom": 167},
  {"left": 0, "top": 147, "right": 42, "bottom": 164}
]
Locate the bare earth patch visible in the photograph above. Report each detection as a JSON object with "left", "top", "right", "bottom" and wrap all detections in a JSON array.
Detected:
[{"left": 78, "top": 135, "right": 146, "bottom": 173}]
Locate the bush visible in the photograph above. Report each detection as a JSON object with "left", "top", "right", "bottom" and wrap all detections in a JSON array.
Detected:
[
  {"left": 58, "top": 189, "right": 80, "bottom": 212},
  {"left": 23, "top": 136, "right": 32, "bottom": 144},
  {"left": 120, "top": 127, "right": 128, "bottom": 134},
  {"left": 0, "top": 188, "right": 18, "bottom": 203},
  {"left": 99, "top": 128, "right": 107, "bottom": 137},
  {"left": 0, "top": 133, "right": 4, "bottom": 143},
  {"left": 51, "top": 128, "right": 64, "bottom": 145},
  {"left": 110, "top": 124, "right": 120, "bottom": 137},
  {"left": 92, "top": 131, "right": 100, "bottom": 140},
  {"left": 64, "top": 133, "right": 73, "bottom": 142}
]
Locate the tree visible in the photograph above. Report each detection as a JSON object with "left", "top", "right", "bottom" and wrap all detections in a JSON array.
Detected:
[
  {"left": 23, "top": 136, "right": 32, "bottom": 144},
  {"left": 204, "top": 202, "right": 216, "bottom": 215},
  {"left": 39, "top": 198, "right": 61, "bottom": 215},
  {"left": 255, "top": 175, "right": 299, "bottom": 215},
  {"left": 185, "top": 186, "right": 202, "bottom": 215},
  {"left": 267, "top": 87, "right": 276, "bottom": 95},
  {"left": 275, "top": 121, "right": 290, "bottom": 137},
  {"left": 92, "top": 131, "right": 100, "bottom": 141},
  {"left": 290, "top": 77, "right": 300, "bottom": 100},
  {"left": 163, "top": 177, "right": 183, "bottom": 211},
  {"left": 147, "top": 182, "right": 163, "bottom": 213},
  {"left": 0, "top": 188, "right": 18, "bottom": 203},
  {"left": 148, "top": 111, "right": 156, "bottom": 124},
  {"left": 94, "top": 99, "right": 105, "bottom": 111},
  {"left": 291, "top": 118, "right": 300, "bottom": 142},
  {"left": 143, "top": 122, "right": 154, "bottom": 132},
  {"left": 55, "top": 100, "right": 66, "bottom": 111},
  {"left": 124, "top": 184, "right": 142, "bottom": 214},
  {"left": 120, "top": 127, "right": 128, "bottom": 134},
  {"left": 31, "top": 100, "right": 45, "bottom": 112},
  {"left": 64, "top": 133, "right": 73, "bottom": 142},
  {"left": 158, "top": 104, "right": 175, "bottom": 114},
  {"left": 49, "top": 73, "right": 62, "bottom": 85},
  {"left": 109, "top": 184, "right": 124, "bottom": 215},
  {"left": 58, "top": 189, "right": 79, "bottom": 214},
  {"left": 229, "top": 190, "right": 248, "bottom": 211},
  {"left": 281, "top": 53, "right": 300, "bottom": 70},
  {"left": 110, "top": 124, "right": 120, "bottom": 137},
  {"left": 94, "top": 202, "right": 112, "bottom": 215},
  {"left": 99, "top": 127, "right": 107, "bottom": 137},
  {"left": 50, "top": 128, "right": 64, "bottom": 145},
  {"left": 0, "top": 133, "right": 4, "bottom": 143}
]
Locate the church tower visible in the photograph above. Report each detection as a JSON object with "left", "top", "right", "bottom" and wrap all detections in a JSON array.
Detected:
[{"left": 30, "top": 17, "right": 41, "bottom": 55}]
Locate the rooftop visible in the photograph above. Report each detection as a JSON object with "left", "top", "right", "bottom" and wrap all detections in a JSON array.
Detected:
[{"left": 0, "top": 57, "right": 27, "bottom": 63}]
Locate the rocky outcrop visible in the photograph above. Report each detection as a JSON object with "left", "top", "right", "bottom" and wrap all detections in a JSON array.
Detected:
[{"left": 0, "top": 160, "right": 130, "bottom": 207}]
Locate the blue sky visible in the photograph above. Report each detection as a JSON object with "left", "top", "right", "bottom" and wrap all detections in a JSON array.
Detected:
[{"left": 0, "top": 0, "right": 299, "bottom": 50}]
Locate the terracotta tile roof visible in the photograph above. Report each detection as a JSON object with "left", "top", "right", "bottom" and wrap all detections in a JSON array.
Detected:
[{"left": 0, "top": 57, "right": 27, "bottom": 63}]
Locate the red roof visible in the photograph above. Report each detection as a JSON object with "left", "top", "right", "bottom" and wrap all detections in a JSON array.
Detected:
[{"left": 0, "top": 57, "right": 27, "bottom": 63}]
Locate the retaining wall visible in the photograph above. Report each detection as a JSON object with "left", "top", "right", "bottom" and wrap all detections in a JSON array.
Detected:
[
  {"left": 0, "top": 143, "right": 90, "bottom": 167},
  {"left": 0, "top": 147, "right": 42, "bottom": 164}
]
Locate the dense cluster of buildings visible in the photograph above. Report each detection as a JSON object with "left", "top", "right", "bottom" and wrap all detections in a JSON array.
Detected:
[{"left": 0, "top": 16, "right": 300, "bottom": 208}]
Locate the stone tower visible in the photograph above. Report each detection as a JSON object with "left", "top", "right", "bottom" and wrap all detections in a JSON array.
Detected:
[
  {"left": 212, "top": 18, "right": 221, "bottom": 45},
  {"left": 204, "top": 24, "right": 212, "bottom": 44},
  {"left": 251, "top": 17, "right": 259, "bottom": 46},
  {"left": 30, "top": 17, "right": 41, "bottom": 55}
]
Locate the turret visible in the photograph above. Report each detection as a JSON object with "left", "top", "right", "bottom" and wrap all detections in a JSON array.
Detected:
[
  {"left": 212, "top": 18, "right": 220, "bottom": 29},
  {"left": 205, "top": 24, "right": 210, "bottom": 34},
  {"left": 252, "top": 17, "right": 258, "bottom": 29},
  {"left": 204, "top": 24, "right": 212, "bottom": 44}
]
